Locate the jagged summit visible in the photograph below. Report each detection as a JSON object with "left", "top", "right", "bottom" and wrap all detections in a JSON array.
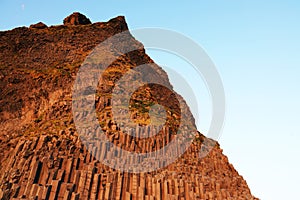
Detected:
[
  {"left": 0, "top": 14, "right": 258, "bottom": 199},
  {"left": 25, "top": 13, "right": 127, "bottom": 31}
]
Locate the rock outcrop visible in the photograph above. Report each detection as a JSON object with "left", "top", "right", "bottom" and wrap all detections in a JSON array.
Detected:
[
  {"left": 0, "top": 13, "right": 258, "bottom": 200},
  {"left": 63, "top": 12, "right": 92, "bottom": 26},
  {"left": 29, "top": 22, "right": 47, "bottom": 29}
]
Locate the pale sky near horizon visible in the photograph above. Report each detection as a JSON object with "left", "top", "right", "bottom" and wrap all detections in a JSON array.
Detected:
[{"left": 1, "top": 1, "right": 300, "bottom": 199}]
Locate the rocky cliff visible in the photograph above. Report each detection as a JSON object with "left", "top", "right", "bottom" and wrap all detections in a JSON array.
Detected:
[{"left": 0, "top": 13, "right": 258, "bottom": 200}]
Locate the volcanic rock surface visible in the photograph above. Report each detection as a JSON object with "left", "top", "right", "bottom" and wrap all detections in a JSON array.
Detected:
[{"left": 0, "top": 13, "right": 258, "bottom": 200}]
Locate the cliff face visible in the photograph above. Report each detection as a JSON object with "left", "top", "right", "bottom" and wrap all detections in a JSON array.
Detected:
[{"left": 0, "top": 13, "right": 257, "bottom": 200}]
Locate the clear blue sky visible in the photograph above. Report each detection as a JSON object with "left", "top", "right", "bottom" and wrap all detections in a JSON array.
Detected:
[{"left": 1, "top": 1, "right": 300, "bottom": 199}]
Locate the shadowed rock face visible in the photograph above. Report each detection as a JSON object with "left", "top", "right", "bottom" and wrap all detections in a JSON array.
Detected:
[{"left": 0, "top": 13, "right": 258, "bottom": 200}]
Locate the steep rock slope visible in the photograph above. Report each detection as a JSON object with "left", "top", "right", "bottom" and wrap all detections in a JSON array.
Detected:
[{"left": 0, "top": 13, "right": 257, "bottom": 200}]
